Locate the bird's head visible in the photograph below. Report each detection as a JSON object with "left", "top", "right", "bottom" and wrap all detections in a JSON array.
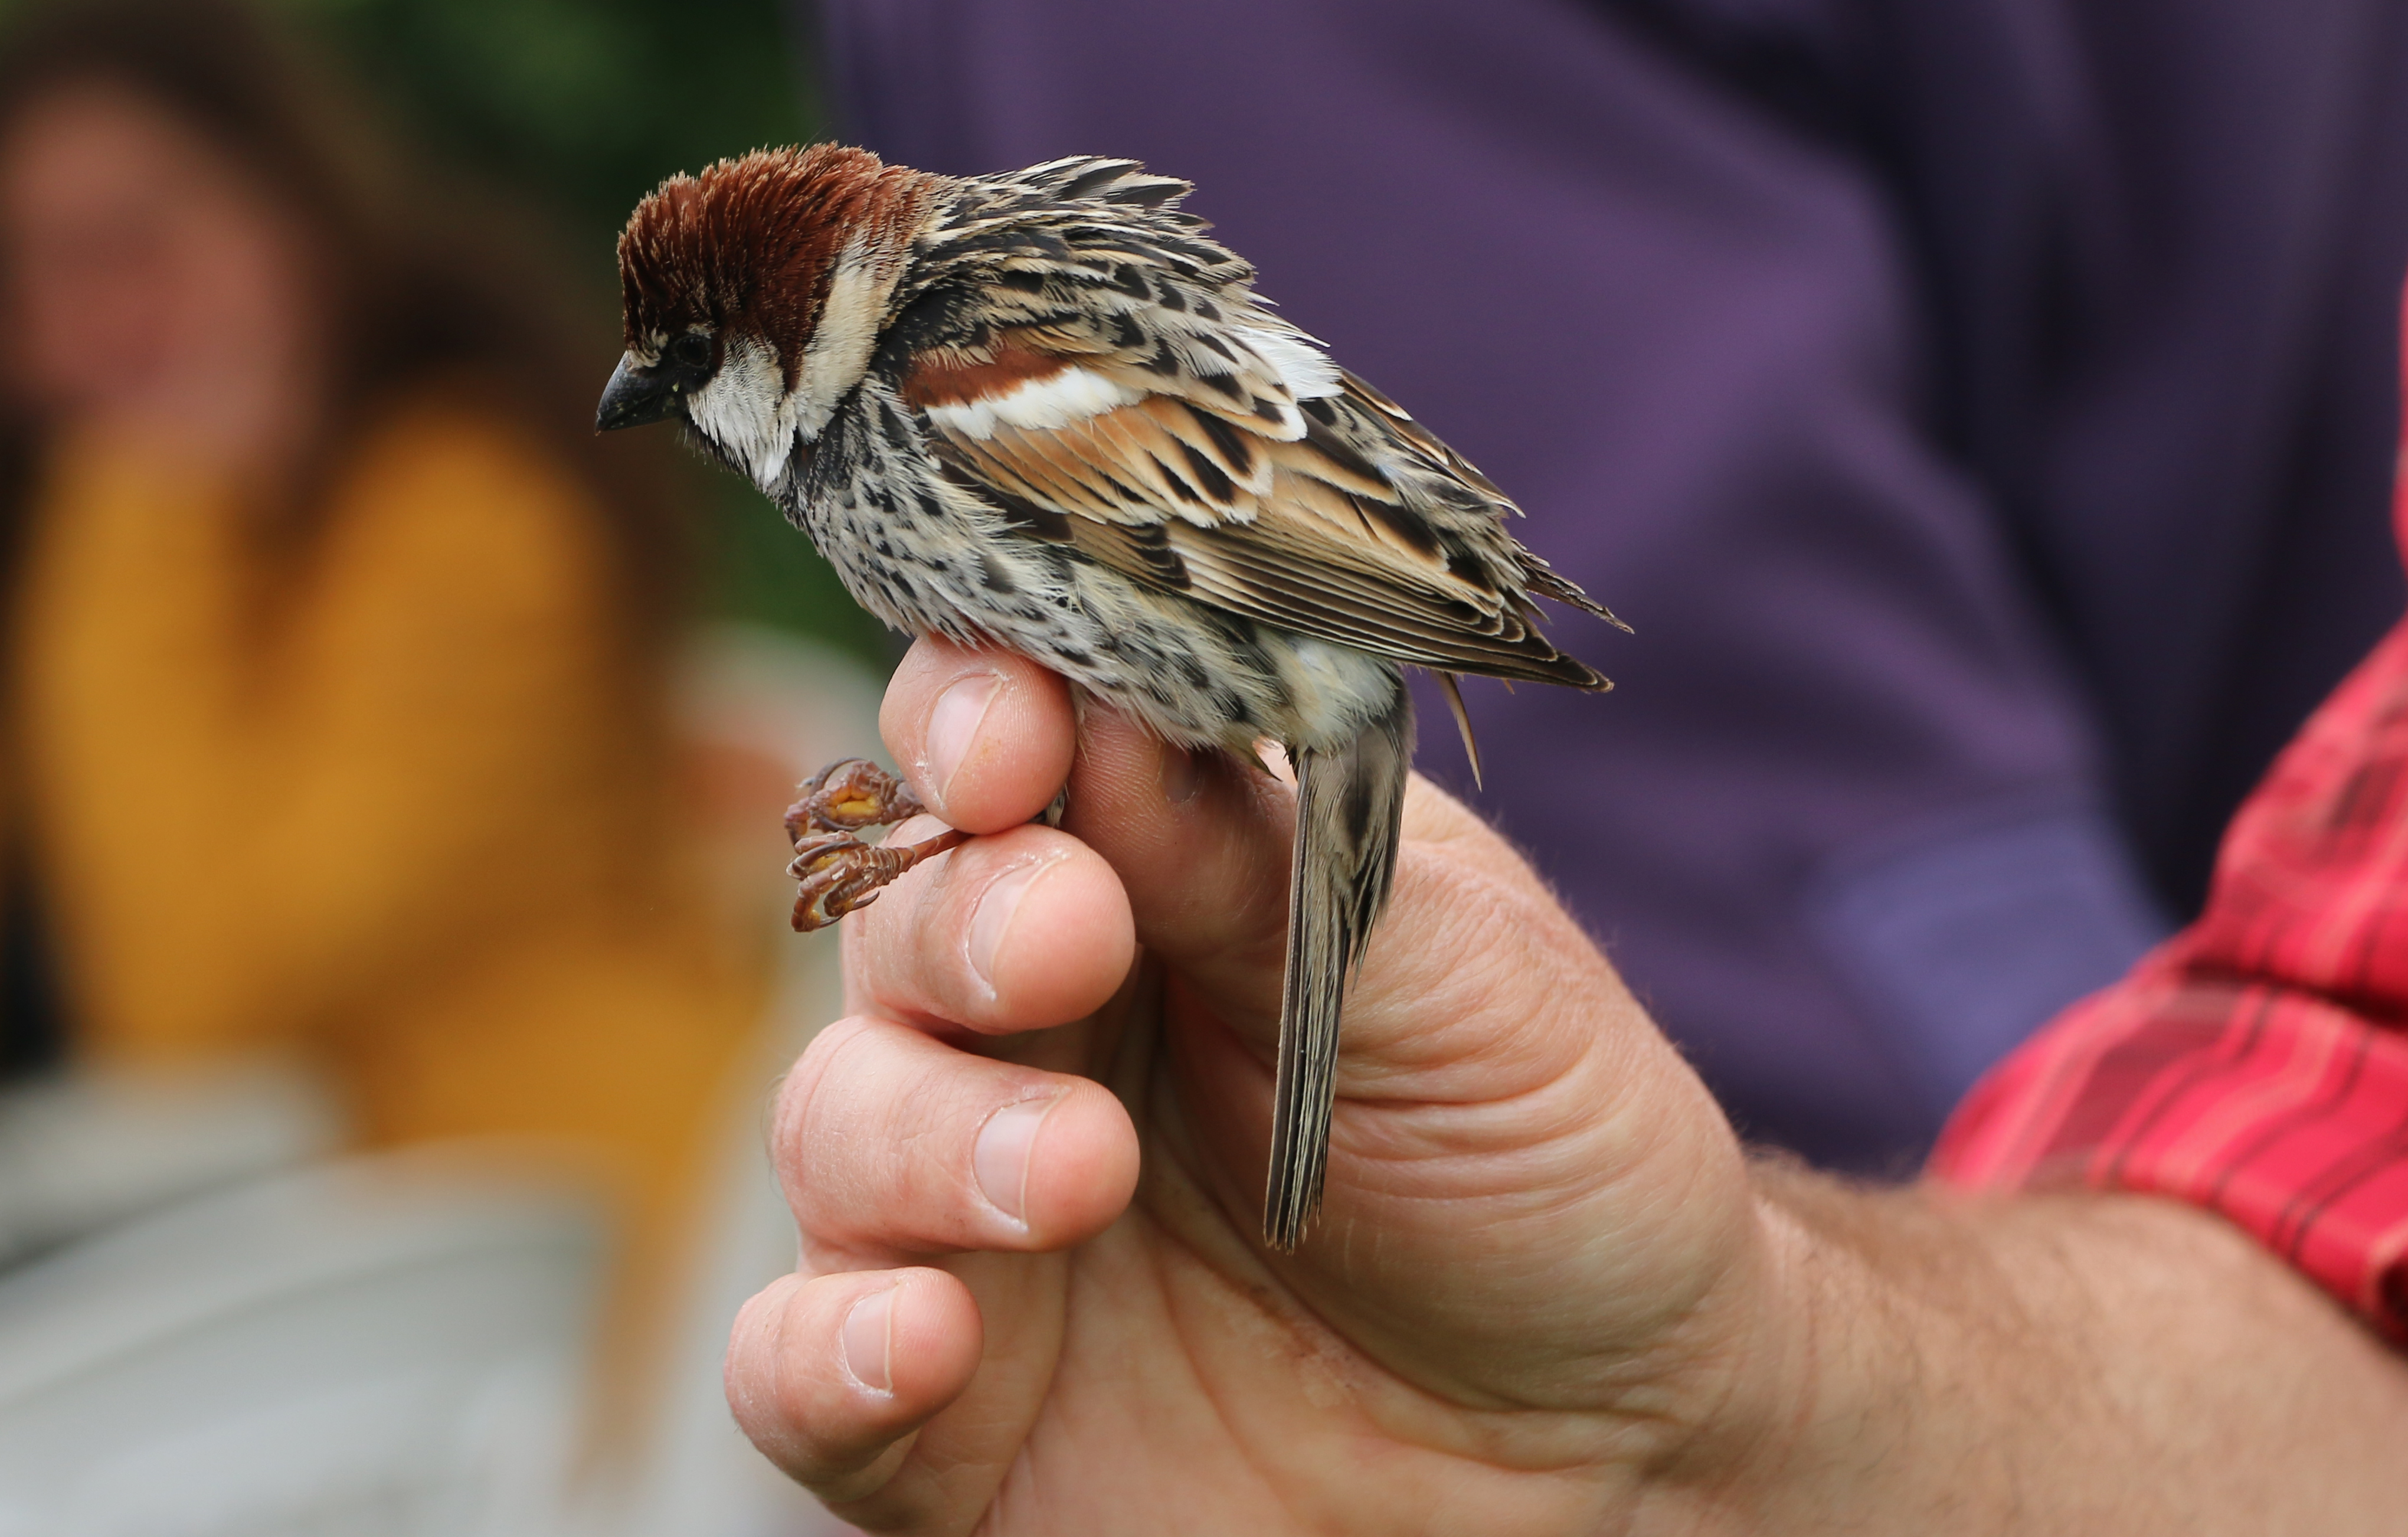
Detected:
[{"left": 596, "top": 143, "right": 934, "bottom": 490}]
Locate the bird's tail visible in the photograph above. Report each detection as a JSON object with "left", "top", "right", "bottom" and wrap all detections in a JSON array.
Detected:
[{"left": 1263, "top": 686, "right": 1413, "bottom": 1252}]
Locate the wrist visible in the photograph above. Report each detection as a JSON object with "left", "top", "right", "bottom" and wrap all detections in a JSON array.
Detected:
[
  {"left": 1624, "top": 1163, "right": 2016, "bottom": 1537},
  {"left": 1631, "top": 1168, "right": 2408, "bottom": 1536},
  {"left": 1608, "top": 1162, "right": 1852, "bottom": 1536}
]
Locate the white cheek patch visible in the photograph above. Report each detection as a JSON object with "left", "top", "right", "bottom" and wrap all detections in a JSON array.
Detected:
[
  {"left": 1242, "top": 327, "right": 1342, "bottom": 400},
  {"left": 794, "top": 242, "right": 890, "bottom": 443},
  {"left": 680, "top": 235, "right": 916, "bottom": 495},
  {"left": 683, "top": 335, "right": 799, "bottom": 490},
  {"left": 923, "top": 366, "right": 1143, "bottom": 440}
]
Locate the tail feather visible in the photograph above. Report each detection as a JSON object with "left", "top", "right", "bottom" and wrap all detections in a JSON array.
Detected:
[{"left": 1263, "top": 688, "right": 1414, "bottom": 1251}]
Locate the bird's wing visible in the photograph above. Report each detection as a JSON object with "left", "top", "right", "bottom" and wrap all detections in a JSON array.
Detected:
[{"left": 895, "top": 297, "right": 1615, "bottom": 688}]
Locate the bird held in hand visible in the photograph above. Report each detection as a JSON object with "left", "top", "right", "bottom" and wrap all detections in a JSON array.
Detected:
[{"left": 596, "top": 145, "right": 1621, "bottom": 1250}]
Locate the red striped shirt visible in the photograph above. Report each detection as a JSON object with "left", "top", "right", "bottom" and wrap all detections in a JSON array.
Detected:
[{"left": 1931, "top": 309, "right": 2408, "bottom": 1336}]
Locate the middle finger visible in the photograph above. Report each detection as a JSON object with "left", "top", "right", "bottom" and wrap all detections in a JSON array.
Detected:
[
  {"left": 778, "top": 1013, "right": 1141, "bottom": 1261},
  {"left": 845, "top": 817, "right": 1135, "bottom": 1035}
]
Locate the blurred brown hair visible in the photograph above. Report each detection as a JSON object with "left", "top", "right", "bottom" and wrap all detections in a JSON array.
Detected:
[{"left": 0, "top": 0, "right": 691, "bottom": 653}]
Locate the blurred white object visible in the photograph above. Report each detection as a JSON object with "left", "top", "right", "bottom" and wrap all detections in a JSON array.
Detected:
[
  {"left": 620, "top": 624, "right": 887, "bottom": 1537},
  {"left": 0, "top": 1058, "right": 341, "bottom": 1265},
  {"left": 673, "top": 622, "right": 888, "bottom": 793},
  {"left": 620, "top": 932, "right": 856, "bottom": 1537},
  {"left": 0, "top": 624, "right": 888, "bottom": 1537},
  {"left": 0, "top": 1147, "right": 603, "bottom": 1537}
]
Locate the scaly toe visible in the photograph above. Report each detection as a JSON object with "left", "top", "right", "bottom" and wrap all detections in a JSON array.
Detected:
[
  {"left": 784, "top": 757, "right": 930, "bottom": 842},
  {"left": 789, "top": 830, "right": 888, "bottom": 932},
  {"left": 786, "top": 824, "right": 973, "bottom": 933}
]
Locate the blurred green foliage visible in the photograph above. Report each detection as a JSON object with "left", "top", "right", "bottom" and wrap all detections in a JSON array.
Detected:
[
  {"left": 267, "top": 0, "right": 812, "bottom": 252},
  {"left": 267, "top": 0, "right": 891, "bottom": 662}
]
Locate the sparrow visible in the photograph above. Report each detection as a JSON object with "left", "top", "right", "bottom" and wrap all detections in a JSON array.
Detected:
[{"left": 596, "top": 144, "right": 1621, "bottom": 1250}]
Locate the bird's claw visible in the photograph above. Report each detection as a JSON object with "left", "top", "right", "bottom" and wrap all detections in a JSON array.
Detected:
[
  {"left": 788, "top": 829, "right": 886, "bottom": 931},
  {"left": 786, "top": 822, "right": 971, "bottom": 933},
  {"left": 783, "top": 757, "right": 927, "bottom": 842}
]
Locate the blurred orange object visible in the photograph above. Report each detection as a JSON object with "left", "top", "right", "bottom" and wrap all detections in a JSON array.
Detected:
[
  {"left": 9, "top": 396, "right": 764, "bottom": 1419},
  {"left": 0, "top": 0, "right": 783, "bottom": 1443},
  {"left": 24, "top": 391, "right": 748, "bottom": 1153}
]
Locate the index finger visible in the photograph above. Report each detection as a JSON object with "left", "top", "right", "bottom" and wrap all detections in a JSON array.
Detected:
[{"left": 879, "top": 637, "right": 1074, "bottom": 832}]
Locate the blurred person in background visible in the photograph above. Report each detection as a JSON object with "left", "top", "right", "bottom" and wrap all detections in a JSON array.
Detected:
[
  {"left": 0, "top": 0, "right": 761, "bottom": 1428},
  {"left": 815, "top": 0, "right": 2408, "bottom": 1171}
]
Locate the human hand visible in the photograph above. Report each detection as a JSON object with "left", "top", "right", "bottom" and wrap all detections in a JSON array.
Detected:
[{"left": 725, "top": 636, "right": 1795, "bottom": 1533}]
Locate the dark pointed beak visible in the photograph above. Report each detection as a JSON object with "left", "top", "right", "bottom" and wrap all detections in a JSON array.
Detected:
[{"left": 596, "top": 352, "right": 679, "bottom": 431}]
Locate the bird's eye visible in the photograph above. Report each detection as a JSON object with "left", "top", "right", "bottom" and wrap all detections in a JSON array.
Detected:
[{"left": 668, "top": 332, "right": 712, "bottom": 371}]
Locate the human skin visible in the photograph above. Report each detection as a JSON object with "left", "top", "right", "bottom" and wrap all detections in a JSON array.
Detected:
[
  {"left": 729, "top": 636, "right": 2408, "bottom": 1535},
  {"left": 0, "top": 81, "right": 323, "bottom": 483}
]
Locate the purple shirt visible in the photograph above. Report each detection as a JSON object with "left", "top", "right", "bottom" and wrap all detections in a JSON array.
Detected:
[{"left": 812, "top": 0, "right": 2408, "bottom": 1168}]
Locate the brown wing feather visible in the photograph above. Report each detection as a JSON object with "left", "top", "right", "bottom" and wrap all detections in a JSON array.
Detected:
[{"left": 901, "top": 328, "right": 1614, "bottom": 688}]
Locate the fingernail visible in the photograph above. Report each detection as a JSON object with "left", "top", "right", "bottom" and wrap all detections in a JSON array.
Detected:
[
  {"left": 974, "top": 1096, "right": 1056, "bottom": 1225},
  {"left": 1160, "top": 743, "right": 1202, "bottom": 805},
  {"left": 925, "top": 673, "right": 1000, "bottom": 812},
  {"left": 840, "top": 1285, "right": 897, "bottom": 1395},
  {"left": 967, "top": 858, "right": 1050, "bottom": 990}
]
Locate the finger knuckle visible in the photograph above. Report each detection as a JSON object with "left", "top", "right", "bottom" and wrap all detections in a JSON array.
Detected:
[{"left": 774, "top": 1017, "right": 882, "bottom": 1196}]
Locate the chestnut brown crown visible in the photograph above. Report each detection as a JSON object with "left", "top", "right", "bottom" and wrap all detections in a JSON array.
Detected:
[{"left": 614, "top": 142, "right": 933, "bottom": 371}]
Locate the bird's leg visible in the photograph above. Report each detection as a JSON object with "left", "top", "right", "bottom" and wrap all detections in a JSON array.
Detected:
[
  {"left": 787, "top": 827, "right": 969, "bottom": 930},
  {"left": 783, "top": 758, "right": 969, "bottom": 932}
]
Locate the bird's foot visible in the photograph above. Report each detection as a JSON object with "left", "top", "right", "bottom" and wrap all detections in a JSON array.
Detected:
[
  {"left": 784, "top": 758, "right": 967, "bottom": 932},
  {"left": 787, "top": 826, "right": 971, "bottom": 930},
  {"left": 783, "top": 757, "right": 927, "bottom": 841}
]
